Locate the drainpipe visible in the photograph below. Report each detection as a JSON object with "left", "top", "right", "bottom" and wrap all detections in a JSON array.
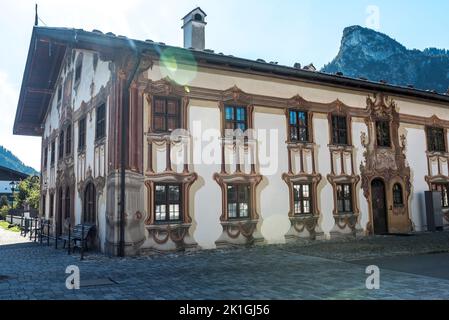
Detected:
[{"left": 119, "top": 48, "right": 142, "bottom": 258}]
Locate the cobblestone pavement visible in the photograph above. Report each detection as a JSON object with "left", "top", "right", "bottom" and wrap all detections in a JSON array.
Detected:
[{"left": 1, "top": 230, "right": 449, "bottom": 300}]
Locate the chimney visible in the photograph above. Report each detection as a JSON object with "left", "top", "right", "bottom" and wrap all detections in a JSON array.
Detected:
[{"left": 182, "top": 7, "right": 207, "bottom": 50}]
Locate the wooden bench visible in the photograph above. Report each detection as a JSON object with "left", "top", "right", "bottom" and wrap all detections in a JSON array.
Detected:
[{"left": 60, "top": 224, "right": 96, "bottom": 255}]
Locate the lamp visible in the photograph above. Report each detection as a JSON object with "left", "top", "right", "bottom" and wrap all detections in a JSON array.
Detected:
[{"left": 9, "top": 181, "right": 17, "bottom": 208}]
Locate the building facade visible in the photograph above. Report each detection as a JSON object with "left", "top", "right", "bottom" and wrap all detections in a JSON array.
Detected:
[{"left": 14, "top": 8, "right": 449, "bottom": 255}]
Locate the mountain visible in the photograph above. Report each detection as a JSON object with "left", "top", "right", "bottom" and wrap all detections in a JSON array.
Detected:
[
  {"left": 322, "top": 26, "right": 449, "bottom": 93},
  {"left": 0, "top": 146, "right": 39, "bottom": 176}
]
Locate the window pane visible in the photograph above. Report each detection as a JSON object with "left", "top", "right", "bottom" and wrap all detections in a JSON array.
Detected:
[
  {"left": 239, "top": 203, "right": 249, "bottom": 218},
  {"left": 154, "top": 99, "right": 166, "bottom": 114},
  {"left": 298, "top": 128, "right": 308, "bottom": 142},
  {"left": 293, "top": 185, "right": 301, "bottom": 201},
  {"left": 303, "top": 200, "right": 311, "bottom": 214},
  {"left": 294, "top": 202, "right": 301, "bottom": 215},
  {"left": 227, "top": 185, "right": 237, "bottom": 202},
  {"left": 225, "top": 107, "right": 234, "bottom": 120},
  {"left": 289, "top": 111, "right": 297, "bottom": 125},
  {"left": 236, "top": 123, "right": 247, "bottom": 132},
  {"left": 337, "top": 199, "right": 344, "bottom": 213},
  {"left": 302, "top": 185, "right": 310, "bottom": 198},
  {"left": 344, "top": 185, "right": 351, "bottom": 197},
  {"left": 155, "top": 185, "right": 166, "bottom": 202},
  {"left": 168, "top": 185, "right": 180, "bottom": 201},
  {"left": 298, "top": 112, "right": 306, "bottom": 126},
  {"left": 155, "top": 205, "right": 166, "bottom": 221},
  {"left": 290, "top": 127, "right": 298, "bottom": 141},
  {"left": 167, "top": 117, "right": 178, "bottom": 132},
  {"left": 236, "top": 108, "right": 246, "bottom": 121},
  {"left": 154, "top": 116, "right": 166, "bottom": 131},
  {"left": 167, "top": 100, "right": 178, "bottom": 115},
  {"left": 344, "top": 200, "right": 352, "bottom": 212},
  {"left": 238, "top": 185, "right": 249, "bottom": 203},
  {"left": 169, "top": 204, "right": 180, "bottom": 221},
  {"left": 228, "top": 203, "right": 237, "bottom": 218}
]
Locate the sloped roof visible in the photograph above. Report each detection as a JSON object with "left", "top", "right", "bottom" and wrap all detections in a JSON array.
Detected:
[{"left": 14, "top": 26, "right": 449, "bottom": 136}]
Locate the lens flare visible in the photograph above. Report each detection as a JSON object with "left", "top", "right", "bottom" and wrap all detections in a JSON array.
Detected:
[{"left": 160, "top": 47, "right": 198, "bottom": 86}]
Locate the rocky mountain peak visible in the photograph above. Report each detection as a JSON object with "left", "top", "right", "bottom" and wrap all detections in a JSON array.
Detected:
[{"left": 323, "top": 26, "right": 449, "bottom": 93}]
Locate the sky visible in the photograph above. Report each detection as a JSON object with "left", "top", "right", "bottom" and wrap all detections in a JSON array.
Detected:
[{"left": 1, "top": 0, "right": 449, "bottom": 172}]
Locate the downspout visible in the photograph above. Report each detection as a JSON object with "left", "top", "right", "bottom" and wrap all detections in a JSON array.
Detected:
[{"left": 119, "top": 47, "right": 142, "bottom": 257}]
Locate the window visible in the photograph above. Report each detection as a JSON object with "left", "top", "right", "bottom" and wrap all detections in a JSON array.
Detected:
[
  {"left": 57, "top": 85, "right": 62, "bottom": 106},
  {"left": 289, "top": 110, "right": 309, "bottom": 142},
  {"left": 83, "top": 183, "right": 96, "bottom": 224},
  {"left": 78, "top": 118, "right": 86, "bottom": 152},
  {"left": 153, "top": 97, "right": 181, "bottom": 133},
  {"left": 93, "top": 53, "right": 99, "bottom": 71},
  {"left": 336, "top": 184, "right": 352, "bottom": 214},
  {"left": 95, "top": 104, "right": 106, "bottom": 140},
  {"left": 50, "top": 140, "right": 56, "bottom": 166},
  {"left": 58, "top": 131, "right": 65, "bottom": 160},
  {"left": 331, "top": 115, "right": 348, "bottom": 145},
  {"left": 427, "top": 127, "right": 446, "bottom": 152},
  {"left": 225, "top": 105, "right": 247, "bottom": 132},
  {"left": 154, "top": 184, "right": 182, "bottom": 223},
  {"left": 432, "top": 183, "right": 449, "bottom": 208},
  {"left": 65, "top": 125, "right": 72, "bottom": 156},
  {"left": 49, "top": 193, "right": 54, "bottom": 218},
  {"left": 227, "top": 184, "right": 250, "bottom": 219},
  {"left": 376, "top": 121, "right": 391, "bottom": 147},
  {"left": 74, "top": 55, "right": 83, "bottom": 85},
  {"left": 194, "top": 13, "right": 203, "bottom": 22},
  {"left": 65, "top": 187, "right": 71, "bottom": 219},
  {"left": 293, "top": 184, "right": 312, "bottom": 215},
  {"left": 43, "top": 146, "right": 48, "bottom": 170},
  {"left": 393, "top": 184, "right": 404, "bottom": 207}
]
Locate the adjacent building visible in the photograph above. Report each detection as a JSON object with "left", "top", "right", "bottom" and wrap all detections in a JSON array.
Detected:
[{"left": 13, "top": 8, "right": 449, "bottom": 255}]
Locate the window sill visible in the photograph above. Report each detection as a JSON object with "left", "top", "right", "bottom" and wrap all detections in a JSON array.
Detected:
[
  {"left": 291, "top": 214, "right": 316, "bottom": 220},
  {"left": 334, "top": 212, "right": 355, "bottom": 217},
  {"left": 147, "top": 222, "right": 190, "bottom": 229},
  {"left": 222, "top": 218, "right": 257, "bottom": 225}
]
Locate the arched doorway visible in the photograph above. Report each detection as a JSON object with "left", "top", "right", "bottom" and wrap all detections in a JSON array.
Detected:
[
  {"left": 371, "top": 179, "right": 388, "bottom": 234},
  {"left": 83, "top": 182, "right": 96, "bottom": 224}
]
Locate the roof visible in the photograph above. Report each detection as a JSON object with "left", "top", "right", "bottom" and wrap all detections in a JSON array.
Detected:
[
  {"left": 14, "top": 26, "right": 449, "bottom": 136},
  {"left": 0, "top": 165, "right": 29, "bottom": 181},
  {"left": 181, "top": 7, "right": 207, "bottom": 21}
]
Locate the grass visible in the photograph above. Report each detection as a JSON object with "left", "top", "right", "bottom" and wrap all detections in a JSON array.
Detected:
[{"left": 0, "top": 220, "right": 21, "bottom": 233}]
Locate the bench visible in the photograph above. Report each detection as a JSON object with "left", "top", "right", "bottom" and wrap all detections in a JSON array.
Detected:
[{"left": 60, "top": 224, "right": 96, "bottom": 255}]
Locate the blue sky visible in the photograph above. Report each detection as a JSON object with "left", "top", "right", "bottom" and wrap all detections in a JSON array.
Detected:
[{"left": 1, "top": 0, "right": 449, "bottom": 171}]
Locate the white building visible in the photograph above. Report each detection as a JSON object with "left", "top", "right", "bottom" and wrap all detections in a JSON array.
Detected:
[{"left": 13, "top": 8, "right": 449, "bottom": 256}]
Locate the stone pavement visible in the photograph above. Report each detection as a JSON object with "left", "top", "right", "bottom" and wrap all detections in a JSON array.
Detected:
[
  {"left": 1, "top": 229, "right": 449, "bottom": 300},
  {"left": 0, "top": 226, "right": 30, "bottom": 246}
]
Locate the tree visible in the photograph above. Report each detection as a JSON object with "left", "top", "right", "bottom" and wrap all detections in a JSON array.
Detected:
[
  {"left": 14, "top": 176, "right": 40, "bottom": 209},
  {"left": 0, "top": 195, "right": 9, "bottom": 208}
]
